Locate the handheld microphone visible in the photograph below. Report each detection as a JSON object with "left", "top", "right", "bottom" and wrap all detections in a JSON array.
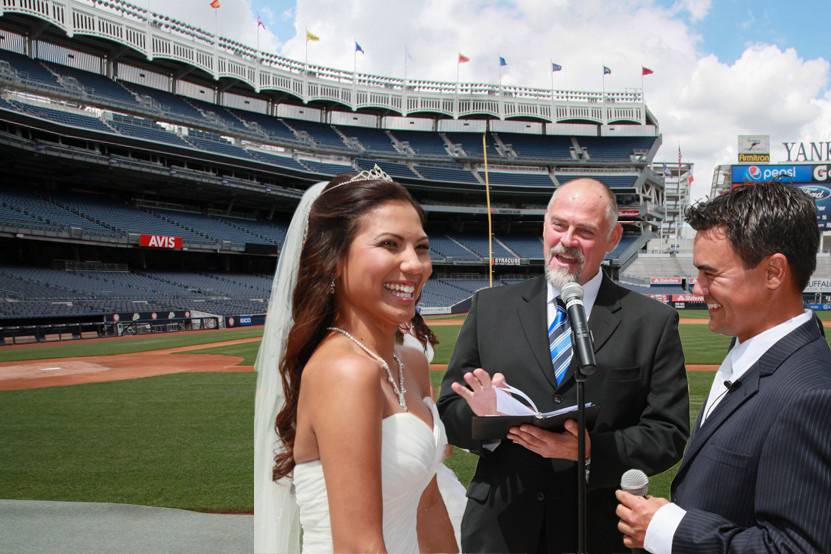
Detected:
[
  {"left": 620, "top": 468, "right": 649, "bottom": 497},
  {"left": 620, "top": 469, "right": 649, "bottom": 554},
  {"left": 561, "top": 282, "right": 596, "bottom": 375}
]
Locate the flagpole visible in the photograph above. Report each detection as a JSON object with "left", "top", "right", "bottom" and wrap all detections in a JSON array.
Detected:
[
  {"left": 456, "top": 58, "right": 460, "bottom": 118},
  {"left": 550, "top": 61, "right": 555, "bottom": 101},
  {"left": 305, "top": 34, "right": 309, "bottom": 74},
  {"left": 482, "top": 132, "right": 493, "bottom": 288},
  {"left": 403, "top": 46, "right": 408, "bottom": 83}
]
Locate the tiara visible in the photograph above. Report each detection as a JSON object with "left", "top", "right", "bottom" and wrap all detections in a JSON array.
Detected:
[{"left": 321, "top": 164, "right": 393, "bottom": 196}]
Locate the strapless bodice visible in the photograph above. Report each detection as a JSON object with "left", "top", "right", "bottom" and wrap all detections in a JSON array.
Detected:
[{"left": 294, "top": 397, "right": 447, "bottom": 553}]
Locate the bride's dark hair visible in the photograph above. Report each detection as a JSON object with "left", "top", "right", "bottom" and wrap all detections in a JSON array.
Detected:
[{"left": 273, "top": 173, "right": 425, "bottom": 479}]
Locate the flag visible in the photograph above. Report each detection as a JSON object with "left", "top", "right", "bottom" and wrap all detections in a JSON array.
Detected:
[
  {"left": 552, "top": 63, "right": 562, "bottom": 72},
  {"left": 663, "top": 163, "right": 670, "bottom": 177},
  {"left": 458, "top": 53, "right": 470, "bottom": 63},
  {"left": 499, "top": 56, "right": 507, "bottom": 67},
  {"left": 642, "top": 66, "right": 654, "bottom": 76},
  {"left": 603, "top": 65, "right": 611, "bottom": 75},
  {"left": 306, "top": 30, "right": 320, "bottom": 42},
  {"left": 355, "top": 41, "right": 365, "bottom": 54},
  {"left": 688, "top": 174, "right": 695, "bottom": 185},
  {"left": 257, "top": 17, "right": 265, "bottom": 29},
  {"left": 209, "top": 0, "right": 220, "bottom": 8}
]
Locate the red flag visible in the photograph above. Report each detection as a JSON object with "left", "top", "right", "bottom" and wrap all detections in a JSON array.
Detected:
[
  {"left": 458, "top": 53, "right": 470, "bottom": 64},
  {"left": 688, "top": 174, "right": 695, "bottom": 185},
  {"left": 209, "top": 0, "right": 220, "bottom": 8},
  {"left": 642, "top": 66, "right": 654, "bottom": 76}
]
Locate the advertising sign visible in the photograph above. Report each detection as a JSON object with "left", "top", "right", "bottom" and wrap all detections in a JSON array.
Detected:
[
  {"left": 671, "top": 294, "right": 705, "bottom": 303},
  {"left": 650, "top": 277, "right": 682, "bottom": 285},
  {"left": 737, "top": 135, "right": 770, "bottom": 163},
  {"left": 730, "top": 164, "right": 813, "bottom": 184},
  {"left": 139, "top": 234, "right": 183, "bottom": 249}
]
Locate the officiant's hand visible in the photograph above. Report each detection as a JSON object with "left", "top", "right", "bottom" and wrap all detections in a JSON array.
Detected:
[
  {"left": 507, "top": 419, "right": 591, "bottom": 461},
  {"left": 450, "top": 368, "right": 506, "bottom": 416}
]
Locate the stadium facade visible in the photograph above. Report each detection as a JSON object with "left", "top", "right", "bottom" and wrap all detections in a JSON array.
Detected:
[{"left": 0, "top": 0, "right": 675, "bottom": 342}]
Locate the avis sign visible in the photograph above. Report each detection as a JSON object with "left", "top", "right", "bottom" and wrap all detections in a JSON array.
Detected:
[{"left": 139, "top": 234, "right": 183, "bottom": 249}]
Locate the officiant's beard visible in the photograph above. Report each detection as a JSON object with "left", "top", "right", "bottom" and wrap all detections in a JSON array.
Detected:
[{"left": 545, "top": 265, "right": 578, "bottom": 289}]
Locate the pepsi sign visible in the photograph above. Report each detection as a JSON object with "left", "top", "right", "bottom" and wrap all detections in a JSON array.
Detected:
[{"left": 731, "top": 164, "right": 813, "bottom": 183}]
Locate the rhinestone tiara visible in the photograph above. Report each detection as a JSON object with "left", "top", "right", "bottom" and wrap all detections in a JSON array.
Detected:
[{"left": 321, "top": 164, "right": 393, "bottom": 196}]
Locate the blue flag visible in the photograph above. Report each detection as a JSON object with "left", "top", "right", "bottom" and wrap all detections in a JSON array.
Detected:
[
  {"left": 552, "top": 63, "right": 562, "bottom": 72},
  {"left": 603, "top": 65, "right": 611, "bottom": 75},
  {"left": 499, "top": 56, "right": 507, "bottom": 67},
  {"left": 355, "top": 41, "right": 365, "bottom": 54}
]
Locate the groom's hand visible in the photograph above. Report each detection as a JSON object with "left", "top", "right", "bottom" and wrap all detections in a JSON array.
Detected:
[{"left": 450, "top": 368, "right": 506, "bottom": 416}]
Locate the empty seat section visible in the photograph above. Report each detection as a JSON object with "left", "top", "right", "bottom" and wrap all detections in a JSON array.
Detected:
[
  {"left": 578, "top": 137, "right": 656, "bottom": 161},
  {"left": 499, "top": 133, "right": 573, "bottom": 160},
  {"left": 110, "top": 114, "right": 190, "bottom": 146},
  {"left": 444, "top": 132, "right": 501, "bottom": 159},
  {"left": 478, "top": 171, "right": 553, "bottom": 187},
  {"left": 122, "top": 82, "right": 208, "bottom": 123},
  {"left": 229, "top": 109, "right": 298, "bottom": 142},
  {"left": 247, "top": 150, "right": 308, "bottom": 172},
  {"left": 299, "top": 159, "right": 353, "bottom": 176},
  {"left": 1, "top": 187, "right": 114, "bottom": 235},
  {"left": 391, "top": 130, "right": 448, "bottom": 157},
  {"left": 497, "top": 236, "right": 543, "bottom": 258},
  {"left": 414, "top": 164, "right": 478, "bottom": 184},
  {"left": 45, "top": 62, "right": 138, "bottom": 107},
  {"left": 338, "top": 126, "right": 397, "bottom": 154},
  {"left": 185, "top": 130, "right": 253, "bottom": 159},
  {"left": 0, "top": 50, "right": 62, "bottom": 88},
  {"left": 10, "top": 100, "right": 113, "bottom": 133},
  {"left": 284, "top": 119, "right": 349, "bottom": 150},
  {"left": 558, "top": 174, "right": 638, "bottom": 189},
  {"left": 428, "top": 236, "right": 479, "bottom": 260},
  {"left": 452, "top": 234, "right": 516, "bottom": 258}
]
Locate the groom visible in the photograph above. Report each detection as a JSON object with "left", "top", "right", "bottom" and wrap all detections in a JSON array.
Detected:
[{"left": 438, "top": 178, "right": 690, "bottom": 553}]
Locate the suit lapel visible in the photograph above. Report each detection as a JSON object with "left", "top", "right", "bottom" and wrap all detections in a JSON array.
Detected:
[
  {"left": 557, "top": 275, "right": 622, "bottom": 390},
  {"left": 673, "top": 317, "right": 822, "bottom": 486},
  {"left": 517, "top": 276, "right": 559, "bottom": 390}
]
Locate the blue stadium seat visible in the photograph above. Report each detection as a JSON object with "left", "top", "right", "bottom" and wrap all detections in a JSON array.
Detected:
[
  {"left": 415, "top": 164, "right": 479, "bottom": 184},
  {"left": 389, "top": 130, "right": 449, "bottom": 157}
]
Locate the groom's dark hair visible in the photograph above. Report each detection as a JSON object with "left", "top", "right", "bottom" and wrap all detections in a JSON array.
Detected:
[{"left": 275, "top": 172, "right": 425, "bottom": 479}]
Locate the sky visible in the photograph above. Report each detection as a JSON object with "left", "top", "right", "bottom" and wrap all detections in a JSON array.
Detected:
[{"left": 142, "top": 0, "right": 831, "bottom": 201}]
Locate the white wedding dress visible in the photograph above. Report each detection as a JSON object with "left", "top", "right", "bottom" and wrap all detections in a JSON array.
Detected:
[{"left": 294, "top": 397, "right": 447, "bottom": 553}]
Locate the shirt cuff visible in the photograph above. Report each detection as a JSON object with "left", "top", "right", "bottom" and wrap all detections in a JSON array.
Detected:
[{"left": 644, "top": 502, "right": 686, "bottom": 554}]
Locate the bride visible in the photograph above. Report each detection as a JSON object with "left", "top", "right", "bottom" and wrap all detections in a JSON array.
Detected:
[{"left": 254, "top": 169, "right": 458, "bottom": 554}]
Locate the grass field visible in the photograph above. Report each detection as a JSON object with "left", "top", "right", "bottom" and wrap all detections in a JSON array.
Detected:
[{"left": 0, "top": 311, "right": 798, "bottom": 512}]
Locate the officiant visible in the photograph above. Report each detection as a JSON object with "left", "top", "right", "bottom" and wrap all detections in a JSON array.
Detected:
[{"left": 437, "top": 178, "right": 690, "bottom": 554}]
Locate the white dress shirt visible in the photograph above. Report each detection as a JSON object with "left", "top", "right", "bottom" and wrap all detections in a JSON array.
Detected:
[
  {"left": 546, "top": 269, "right": 603, "bottom": 327},
  {"left": 643, "top": 309, "right": 814, "bottom": 554}
]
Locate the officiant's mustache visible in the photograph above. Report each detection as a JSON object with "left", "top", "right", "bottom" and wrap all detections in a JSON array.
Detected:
[{"left": 548, "top": 244, "right": 584, "bottom": 268}]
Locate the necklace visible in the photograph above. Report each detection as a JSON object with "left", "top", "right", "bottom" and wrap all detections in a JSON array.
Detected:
[{"left": 326, "top": 327, "right": 407, "bottom": 410}]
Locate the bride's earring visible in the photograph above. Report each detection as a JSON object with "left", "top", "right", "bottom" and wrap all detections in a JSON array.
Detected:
[{"left": 328, "top": 279, "right": 335, "bottom": 295}]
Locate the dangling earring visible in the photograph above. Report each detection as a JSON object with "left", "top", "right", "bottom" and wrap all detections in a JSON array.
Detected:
[{"left": 328, "top": 279, "right": 335, "bottom": 295}]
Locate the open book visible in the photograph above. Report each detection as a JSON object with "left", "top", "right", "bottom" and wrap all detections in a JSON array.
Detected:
[{"left": 471, "top": 383, "right": 598, "bottom": 440}]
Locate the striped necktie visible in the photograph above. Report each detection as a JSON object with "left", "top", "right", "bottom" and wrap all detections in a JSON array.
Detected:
[{"left": 549, "top": 299, "right": 572, "bottom": 386}]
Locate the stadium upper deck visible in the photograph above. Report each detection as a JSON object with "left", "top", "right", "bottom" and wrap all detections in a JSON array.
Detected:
[{"left": 0, "top": 0, "right": 670, "bottom": 326}]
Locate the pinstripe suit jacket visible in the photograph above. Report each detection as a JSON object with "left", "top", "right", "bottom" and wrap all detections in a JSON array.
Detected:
[{"left": 671, "top": 317, "right": 831, "bottom": 553}]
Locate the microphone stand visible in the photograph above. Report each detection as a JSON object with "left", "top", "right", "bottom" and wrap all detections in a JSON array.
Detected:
[{"left": 575, "top": 357, "right": 595, "bottom": 554}]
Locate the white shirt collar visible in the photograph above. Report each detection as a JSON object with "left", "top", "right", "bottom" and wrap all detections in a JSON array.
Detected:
[
  {"left": 727, "top": 309, "right": 814, "bottom": 382},
  {"left": 546, "top": 268, "right": 604, "bottom": 321}
]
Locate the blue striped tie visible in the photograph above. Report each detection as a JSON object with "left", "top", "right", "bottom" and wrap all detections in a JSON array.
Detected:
[{"left": 549, "top": 301, "right": 572, "bottom": 386}]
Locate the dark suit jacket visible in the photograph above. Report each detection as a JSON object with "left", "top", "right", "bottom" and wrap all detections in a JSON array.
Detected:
[
  {"left": 670, "top": 317, "right": 831, "bottom": 553},
  {"left": 438, "top": 275, "right": 690, "bottom": 554}
]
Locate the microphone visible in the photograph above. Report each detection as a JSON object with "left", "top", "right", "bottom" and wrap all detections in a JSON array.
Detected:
[
  {"left": 620, "top": 469, "right": 649, "bottom": 554},
  {"left": 620, "top": 468, "right": 649, "bottom": 497},
  {"left": 561, "top": 282, "right": 596, "bottom": 375},
  {"left": 725, "top": 380, "right": 741, "bottom": 392}
]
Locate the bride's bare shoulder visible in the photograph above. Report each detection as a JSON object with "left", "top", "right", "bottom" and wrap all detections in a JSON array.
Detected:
[{"left": 302, "top": 339, "right": 381, "bottom": 394}]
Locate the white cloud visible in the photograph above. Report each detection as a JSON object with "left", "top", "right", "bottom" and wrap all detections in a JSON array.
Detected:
[
  {"left": 676, "top": 0, "right": 711, "bottom": 22},
  {"left": 143, "top": 1, "right": 831, "bottom": 203}
]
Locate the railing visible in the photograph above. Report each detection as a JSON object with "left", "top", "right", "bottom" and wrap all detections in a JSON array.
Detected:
[{"left": 0, "top": 0, "right": 646, "bottom": 122}]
